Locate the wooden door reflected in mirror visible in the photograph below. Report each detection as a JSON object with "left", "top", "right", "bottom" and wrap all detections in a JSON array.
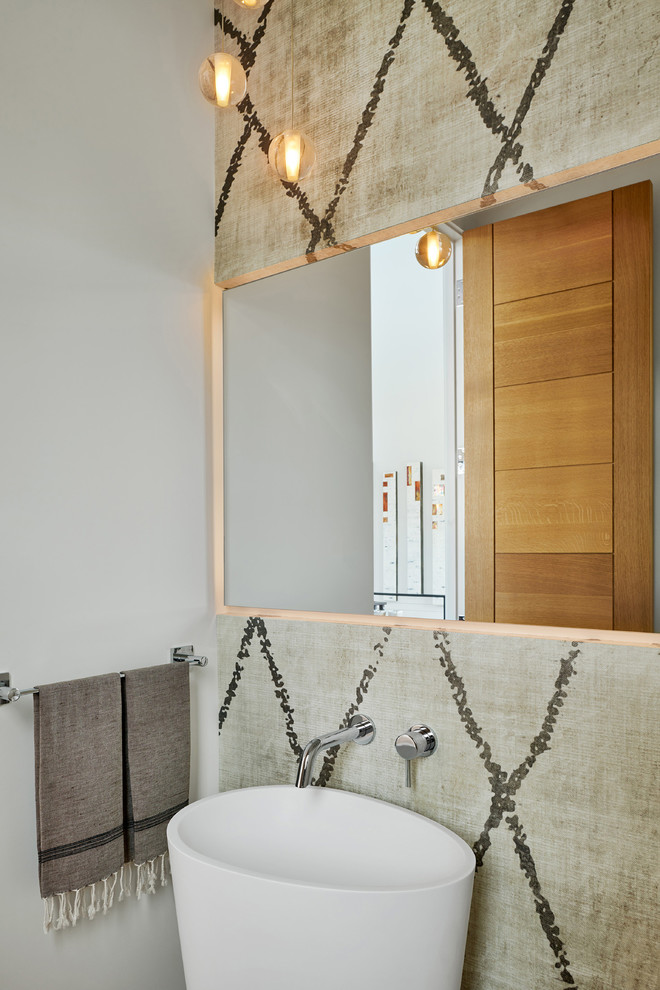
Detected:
[{"left": 464, "top": 182, "right": 653, "bottom": 631}]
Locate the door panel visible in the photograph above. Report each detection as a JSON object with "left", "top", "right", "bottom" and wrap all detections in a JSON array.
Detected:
[
  {"left": 494, "top": 282, "right": 612, "bottom": 387},
  {"left": 495, "top": 553, "right": 613, "bottom": 628},
  {"left": 463, "top": 225, "right": 495, "bottom": 622},
  {"left": 612, "top": 184, "right": 654, "bottom": 631},
  {"left": 493, "top": 191, "right": 613, "bottom": 304},
  {"left": 494, "top": 374, "right": 612, "bottom": 471},
  {"left": 465, "top": 182, "right": 652, "bottom": 631},
  {"left": 496, "top": 464, "right": 612, "bottom": 554}
]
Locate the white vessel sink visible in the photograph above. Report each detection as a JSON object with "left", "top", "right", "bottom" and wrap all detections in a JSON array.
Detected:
[{"left": 168, "top": 785, "right": 475, "bottom": 990}]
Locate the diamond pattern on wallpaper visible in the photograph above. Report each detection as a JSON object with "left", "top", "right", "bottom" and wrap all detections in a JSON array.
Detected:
[
  {"left": 323, "top": 1, "right": 501, "bottom": 244},
  {"left": 217, "top": 615, "right": 660, "bottom": 990},
  {"left": 215, "top": 0, "right": 422, "bottom": 252},
  {"left": 462, "top": 820, "right": 564, "bottom": 990},
  {"left": 514, "top": 647, "right": 660, "bottom": 990},
  {"left": 213, "top": 0, "right": 594, "bottom": 281},
  {"left": 438, "top": 0, "right": 571, "bottom": 123},
  {"left": 228, "top": 0, "right": 406, "bottom": 217},
  {"left": 217, "top": 616, "right": 586, "bottom": 987},
  {"left": 215, "top": 124, "right": 314, "bottom": 281},
  {"left": 512, "top": 0, "right": 660, "bottom": 172},
  {"left": 217, "top": 615, "right": 660, "bottom": 989},
  {"left": 218, "top": 616, "right": 389, "bottom": 789}
]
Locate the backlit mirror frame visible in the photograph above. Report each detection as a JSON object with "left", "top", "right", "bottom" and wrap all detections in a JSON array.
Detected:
[{"left": 212, "top": 139, "right": 660, "bottom": 648}]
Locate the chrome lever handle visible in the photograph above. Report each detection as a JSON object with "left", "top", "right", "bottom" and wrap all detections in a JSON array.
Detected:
[{"left": 394, "top": 724, "right": 437, "bottom": 787}]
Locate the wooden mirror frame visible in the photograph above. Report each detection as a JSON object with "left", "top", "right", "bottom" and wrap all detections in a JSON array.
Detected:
[{"left": 212, "top": 139, "right": 660, "bottom": 648}]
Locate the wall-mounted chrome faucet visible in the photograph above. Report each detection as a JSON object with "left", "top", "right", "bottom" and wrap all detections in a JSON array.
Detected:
[
  {"left": 295, "top": 714, "right": 376, "bottom": 787},
  {"left": 395, "top": 724, "right": 437, "bottom": 787}
]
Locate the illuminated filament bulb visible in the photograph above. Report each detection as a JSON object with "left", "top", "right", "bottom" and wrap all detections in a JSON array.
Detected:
[
  {"left": 427, "top": 230, "right": 440, "bottom": 268},
  {"left": 268, "top": 129, "right": 316, "bottom": 183},
  {"left": 232, "top": 0, "right": 266, "bottom": 8},
  {"left": 284, "top": 132, "right": 302, "bottom": 182},
  {"left": 215, "top": 56, "right": 232, "bottom": 107},
  {"left": 415, "top": 228, "right": 452, "bottom": 270},
  {"left": 198, "top": 52, "right": 247, "bottom": 109}
]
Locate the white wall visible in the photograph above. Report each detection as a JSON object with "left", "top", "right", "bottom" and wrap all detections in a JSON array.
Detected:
[
  {"left": 370, "top": 234, "right": 456, "bottom": 613},
  {"left": 371, "top": 235, "right": 447, "bottom": 465},
  {"left": 0, "top": 3, "right": 216, "bottom": 988},
  {"left": 223, "top": 248, "right": 374, "bottom": 614}
]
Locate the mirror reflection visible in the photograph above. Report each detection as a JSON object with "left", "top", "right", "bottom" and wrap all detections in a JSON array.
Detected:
[
  {"left": 370, "top": 228, "right": 462, "bottom": 623},
  {"left": 222, "top": 156, "right": 659, "bottom": 633}
]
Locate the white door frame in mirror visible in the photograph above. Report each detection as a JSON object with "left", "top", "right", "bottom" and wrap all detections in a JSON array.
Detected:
[{"left": 212, "top": 140, "right": 660, "bottom": 649}]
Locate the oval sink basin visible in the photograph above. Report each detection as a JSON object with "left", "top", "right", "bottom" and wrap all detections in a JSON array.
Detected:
[{"left": 168, "top": 785, "right": 475, "bottom": 990}]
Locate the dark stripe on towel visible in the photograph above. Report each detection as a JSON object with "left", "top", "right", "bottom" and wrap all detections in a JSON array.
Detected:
[
  {"left": 121, "top": 664, "right": 191, "bottom": 864},
  {"left": 34, "top": 674, "right": 125, "bottom": 898},
  {"left": 38, "top": 823, "right": 125, "bottom": 864},
  {"left": 126, "top": 800, "right": 189, "bottom": 834}
]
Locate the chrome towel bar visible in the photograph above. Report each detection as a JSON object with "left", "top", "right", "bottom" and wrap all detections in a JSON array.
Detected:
[{"left": 0, "top": 645, "right": 207, "bottom": 705}]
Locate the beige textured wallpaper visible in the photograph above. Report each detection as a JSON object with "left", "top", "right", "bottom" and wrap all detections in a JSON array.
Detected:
[
  {"left": 217, "top": 614, "right": 660, "bottom": 990},
  {"left": 214, "top": 0, "right": 660, "bottom": 283}
]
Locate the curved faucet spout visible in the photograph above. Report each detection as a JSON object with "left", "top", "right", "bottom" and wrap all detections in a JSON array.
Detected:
[
  {"left": 295, "top": 737, "right": 324, "bottom": 789},
  {"left": 294, "top": 714, "right": 376, "bottom": 788}
]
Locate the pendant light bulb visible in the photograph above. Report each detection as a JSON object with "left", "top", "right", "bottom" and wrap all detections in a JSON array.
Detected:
[
  {"left": 268, "top": 129, "right": 316, "bottom": 183},
  {"left": 198, "top": 52, "right": 247, "bottom": 108},
  {"left": 416, "top": 229, "right": 452, "bottom": 270},
  {"left": 215, "top": 58, "right": 232, "bottom": 106},
  {"left": 268, "top": 0, "right": 317, "bottom": 183},
  {"left": 232, "top": 0, "right": 267, "bottom": 8},
  {"left": 284, "top": 132, "right": 302, "bottom": 181}
]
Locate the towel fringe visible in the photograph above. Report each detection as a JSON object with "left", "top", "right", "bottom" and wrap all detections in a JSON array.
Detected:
[
  {"left": 88, "top": 881, "right": 98, "bottom": 921},
  {"left": 119, "top": 861, "right": 131, "bottom": 901},
  {"left": 43, "top": 895, "right": 55, "bottom": 932},
  {"left": 106, "top": 870, "right": 117, "bottom": 913},
  {"left": 159, "top": 851, "right": 168, "bottom": 887},
  {"left": 72, "top": 888, "right": 83, "bottom": 926},
  {"left": 42, "top": 852, "right": 171, "bottom": 933}
]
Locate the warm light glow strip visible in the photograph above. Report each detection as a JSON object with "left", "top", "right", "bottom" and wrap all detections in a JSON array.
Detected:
[
  {"left": 215, "top": 58, "right": 232, "bottom": 107},
  {"left": 427, "top": 230, "right": 441, "bottom": 268},
  {"left": 284, "top": 133, "right": 302, "bottom": 182}
]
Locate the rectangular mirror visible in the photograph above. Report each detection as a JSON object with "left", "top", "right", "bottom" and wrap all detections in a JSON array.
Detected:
[{"left": 222, "top": 155, "right": 658, "bottom": 633}]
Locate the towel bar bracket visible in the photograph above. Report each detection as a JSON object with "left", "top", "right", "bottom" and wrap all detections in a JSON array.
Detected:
[
  {"left": 170, "top": 645, "right": 208, "bottom": 668},
  {"left": 0, "top": 673, "right": 21, "bottom": 704}
]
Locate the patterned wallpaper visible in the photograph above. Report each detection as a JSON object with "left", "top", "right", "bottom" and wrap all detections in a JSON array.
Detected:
[
  {"left": 217, "top": 614, "right": 660, "bottom": 990},
  {"left": 214, "top": 0, "right": 660, "bottom": 284}
]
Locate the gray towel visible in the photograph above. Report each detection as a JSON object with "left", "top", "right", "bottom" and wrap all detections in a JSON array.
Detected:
[
  {"left": 121, "top": 663, "right": 190, "bottom": 892},
  {"left": 33, "top": 664, "right": 191, "bottom": 931},
  {"left": 34, "top": 674, "right": 125, "bottom": 930}
]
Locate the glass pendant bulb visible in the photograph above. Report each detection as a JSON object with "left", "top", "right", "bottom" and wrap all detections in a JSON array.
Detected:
[
  {"left": 198, "top": 52, "right": 247, "bottom": 108},
  {"left": 416, "top": 229, "right": 452, "bottom": 270},
  {"left": 268, "top": 129, "right": 316, "bottom": 183},
  {"left": 268, "top": 0, "right": 317, "bottom": 183},
  {"left": 232, "top": 0, "right": 267, "bottom": 8}
]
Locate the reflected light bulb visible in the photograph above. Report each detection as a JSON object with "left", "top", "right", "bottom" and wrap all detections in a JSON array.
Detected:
[
  {"left": 284, "top": 132, "right": 302, "bottom": 182},
  {"left": 416, "top": 229, "right": 452, "bottom": 270},
  {"left": 427, "top": 230, "right": 440, "bottom": 268},
  {"left": 232, "top": 0, "right": 266, "bottom": 8}
]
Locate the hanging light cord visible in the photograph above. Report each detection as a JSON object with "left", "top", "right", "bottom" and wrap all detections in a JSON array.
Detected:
[
  {"left": 221, "top": 0, "right": 225, "bottom": 53},
  {"left": 290, "top": 0, "right": 295, "bottom": 130}
]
